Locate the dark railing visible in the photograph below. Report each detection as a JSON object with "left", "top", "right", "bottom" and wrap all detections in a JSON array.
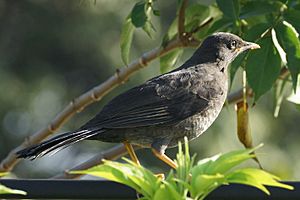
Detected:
[{"left": 0, "top": 179, "right": 299, "bottom": 199}]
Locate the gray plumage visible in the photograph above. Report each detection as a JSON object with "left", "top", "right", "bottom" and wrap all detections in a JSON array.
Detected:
[{"left": 17, "top": 32, "right": 260, "bottom": 159}]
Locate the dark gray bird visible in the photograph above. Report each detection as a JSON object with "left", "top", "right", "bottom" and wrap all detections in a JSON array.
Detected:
[{"left": 17, "top": 32, "right": 260, "bottom": 168}]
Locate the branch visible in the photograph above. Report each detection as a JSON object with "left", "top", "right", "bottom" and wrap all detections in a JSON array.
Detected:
[
  {"left": 52, "top": 67, "right": 290, "bottom": 180},
  {"left": 178, "top": 0, "right": 188, "bottom": 42},
  {"left": 0, "top": 37, "right": 200, "bottom": 173}
]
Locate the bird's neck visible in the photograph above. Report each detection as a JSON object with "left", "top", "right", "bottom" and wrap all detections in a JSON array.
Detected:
[{"left": 179, "top": 48, "right": 230, "bottom": 72}]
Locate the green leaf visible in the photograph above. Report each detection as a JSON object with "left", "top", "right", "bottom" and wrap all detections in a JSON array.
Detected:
[
  {"left": 160, "top": 49, "right": 183, "bottom": 73},
  {"left": 287, "top": 75, "right": 300, "bottom": 104},
  {"left": 162, "top": 18, "right": 178, "bottom": 47},
  {"left": 284, "top": 9, "right": 300, "bottom": 34},
  {"left": 191, "top": 173, "right": 226, "bottom": 198},
  {"left": 246, "top": 37, "right": 281, "bottom": 102},
  {"left": 143, "top": 20, "right": 156, "bottom": 38},
  {"left": 244, "top": 23, "right": 270, "bottom": 41},
  {"left": 202, "top": 148, "right": 256, "bottom": 175},
  {"left": 71, "top": 159, "right": 159, "bottom": 198},
  {"left": 227, "top": 168, "right": 294, "bottom": 195},
  {"left": 0, "top": 184, "right": 27, "bottom": 195},
  {"left": 120, "top": 17, "right": 135, "bottom": 65},
  {"left": 275, "top": 21, "right": 300, "bottom": 91},
  {"left": 0, "top": 172, "right": 8, "bottom": 177},
  {"left": 240, "top": 1, "right": 282, "bottom": 19},
  {"left": 131, "top": 1, "right": 148, "bottom": 28},
  {"left": 216, "top": 0, "right": 240, "bottom": 21},
  {"left": 153, "top": 184, "right": 170, "bottom": 200},
  {"left": 230, "top": 52, "right": 246, "bottom": 86},
  {"left": 153, "top": 9, "right": 160, "bottom": 16},
  {"left": 184, "top": 4, "right": 210, "bottom": 32},
  {"left": 273, "top": 77, "right": 290, "bottom": 117},
  {"left": 206, "top": 18, "right": 232, "bottom": 35}
]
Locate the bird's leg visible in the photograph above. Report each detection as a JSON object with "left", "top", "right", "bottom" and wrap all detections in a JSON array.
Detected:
[
  {"left": 123, "top": 141, "right": 140, "bottom": 166},
  {"left": 152, "top": 148, "right": 178, "bottom": 169}
]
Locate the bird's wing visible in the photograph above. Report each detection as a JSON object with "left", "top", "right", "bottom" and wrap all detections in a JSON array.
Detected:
[{"left": 82, "top": 70, "right": 209, "bottom": 129}]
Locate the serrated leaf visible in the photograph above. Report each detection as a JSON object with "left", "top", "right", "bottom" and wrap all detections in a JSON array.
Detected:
[
  {"left": 0, "top": 184, "right": 27, "bottom": 195},
  {"left": 275, "top": 21, "right": 300, "bottom": 91},
  {"left": 246, "top": 37, "right": 281, "bottom": 102},
  {"left": 227, "top": 168, "right": 294, "bottom": 195},
  {"left": 120, "top": 17, "right": 135, "bottom": 65},
  {"left": 216, "top": 0, "right": 239, "bottom": 20},
  {"left": 160, "top": 49, "right": 183, "bottom": 73},
  {"left": 131, "top": 2, "right": 147, "bottom": 28}
]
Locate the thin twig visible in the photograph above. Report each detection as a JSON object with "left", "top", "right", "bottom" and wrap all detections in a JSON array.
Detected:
[
  {"left": 178, "top": 0, "right": 188, "bottom": 43},
  {"left": 0, "top": 37, "right": 199, "bottom": 173}
]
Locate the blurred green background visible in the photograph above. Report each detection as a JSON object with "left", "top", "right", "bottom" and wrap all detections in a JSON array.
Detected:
[{"left": 0, "top": 0, "right": 299, "bottom": 180}]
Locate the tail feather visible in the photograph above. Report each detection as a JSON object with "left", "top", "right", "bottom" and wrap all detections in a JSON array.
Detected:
[{"left": 16, "top": 129, "right": 103, "bottom": 160}]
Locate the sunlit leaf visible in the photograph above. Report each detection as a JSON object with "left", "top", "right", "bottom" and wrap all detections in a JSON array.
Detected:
[
  {"left": 160, "top": 49, "right": 183, "bottom": 73},
  {"left": 153, "top": 184, "right": 169, "bottom": 200},
  {"left": 71, "top": 159, "right": 159, "bottom": 198},
  {"left": 202, "top": 148, "right": 256, "bottom": 175},
  {"left": 227, "top": 168, "right": 294, "bottom": 195},
  {"left": 216, "top": 0, "right": 239, "bottom": 21},
  {"left": 0, "top": 184, "right": 27, "bottom": 195},
  {"left": 131, "top": 1, "right": 147, "bottom": 28},
  {"left": 120, "top": 17, "right": 134, "bottom": 65},
  {"left": 284, "top": 9, "right": 300, "bottom": 34},
  {"left": 275, "top": 21, "right": 300, "bottom": 91},
  {"left": 0, "top": 172, "right": 8, "bottom": 177},
  {"left": 71, "top": 140, "right": 292, "bottom": 200},
  {"left": 246, "top": 37, "right": 281, "bottom": 102},
  {"left": 191, "top": 173, "right": 226, "bottom": 198}
]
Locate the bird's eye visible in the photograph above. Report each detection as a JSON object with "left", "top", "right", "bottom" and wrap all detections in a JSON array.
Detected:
[{"left": 229, "top": 40, "right": 237, "bottom": 49}]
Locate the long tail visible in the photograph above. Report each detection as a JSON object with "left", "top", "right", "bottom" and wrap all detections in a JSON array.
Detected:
[{"left": 16, "top": 129, "right": 103, "bottom": 160}]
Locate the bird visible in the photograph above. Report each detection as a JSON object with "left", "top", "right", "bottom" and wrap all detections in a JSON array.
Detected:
[{"left": 17, "top": 32, "right": 260, "bottom": 168}]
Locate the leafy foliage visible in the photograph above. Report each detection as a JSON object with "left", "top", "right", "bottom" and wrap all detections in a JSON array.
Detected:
[
  {"left": 246, "top": 37, "right": 281, "bottom": 101},
  {"left": 120, "top": 0, "right": 157, "bottom": 65},
  {"left": 0, "top": 185, "right": 27, "bottom": 195},
  {"left": 121, "top": 0, "right": 300, "bottom": 113},
  {"left": 71, "top": 139, "right": 293, "bottom": 200},
  {"left": 0, "top": 173, "right": 27, "bottom": 195}
]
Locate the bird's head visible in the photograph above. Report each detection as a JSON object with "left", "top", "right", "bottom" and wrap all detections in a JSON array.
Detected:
[{"left": 186, "top": 32, "right": 260, "bottom": 70}]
